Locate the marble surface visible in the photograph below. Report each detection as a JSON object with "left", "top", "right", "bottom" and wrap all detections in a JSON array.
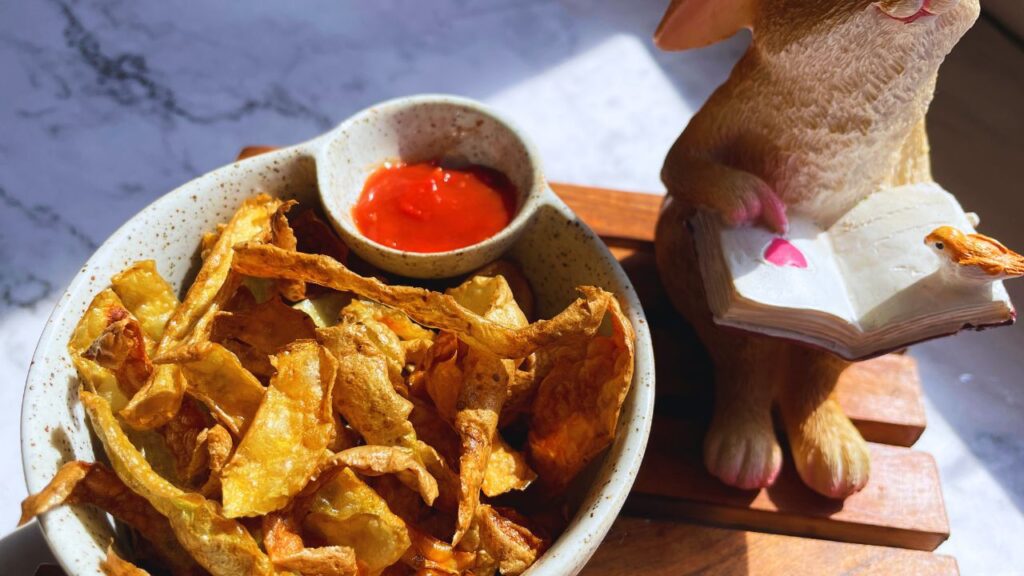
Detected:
[{"left": 1, "top": 1, "right": 1021, "bottom": 574}]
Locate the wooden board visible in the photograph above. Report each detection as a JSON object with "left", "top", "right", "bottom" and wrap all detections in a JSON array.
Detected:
[
  {"left": 552, "top": 184, "right": 928, "bottom": 447},
  {"left": 580, "top": 517, "right": 959, "bottom": 576},
  {"left": 629, "top": 418, "right": 949, "bottom": 551}
]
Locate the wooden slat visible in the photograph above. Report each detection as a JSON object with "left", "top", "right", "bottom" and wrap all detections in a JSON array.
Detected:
[
  {"left": 581, "top": 517, "right": 959, "bottom": 576},
  {"left": 630, "top": 418, "right": 950, "bottom": 551},
  {"left": 837, "top": 355, "right": 926, "bottom": 447},
  {"left": 550, "top": 183, "right": 661, "bottom": 242}
]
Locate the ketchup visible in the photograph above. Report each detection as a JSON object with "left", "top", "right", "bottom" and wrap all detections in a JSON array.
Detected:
[{"left": 353, "top": 161, "right": 518, "bottom": 253}]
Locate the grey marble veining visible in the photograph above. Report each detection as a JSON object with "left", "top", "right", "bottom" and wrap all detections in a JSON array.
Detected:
[{"left": 1, "top": 1, "right": 1021, "bottom": 574}]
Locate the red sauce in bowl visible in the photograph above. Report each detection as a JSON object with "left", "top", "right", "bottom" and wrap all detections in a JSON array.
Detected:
[{"left": 352, "top": 161, "right": 518, "bottom": 253}]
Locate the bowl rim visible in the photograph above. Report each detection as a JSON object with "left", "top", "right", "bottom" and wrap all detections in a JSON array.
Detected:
[
  {"left": 316, "top": 93, "right": 548, "bottom": 262},
  {"left": 21, "top": 137, "right": 654, "bottom": 576}
]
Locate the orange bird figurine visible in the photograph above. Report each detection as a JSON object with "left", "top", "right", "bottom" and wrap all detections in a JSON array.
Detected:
[{"left": 926, "top": 226, "right": 1024, "bottom": 282}]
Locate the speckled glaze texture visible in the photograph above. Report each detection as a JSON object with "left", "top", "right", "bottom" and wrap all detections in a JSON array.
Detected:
[
  {"left": 318, "top": 95, "right": 547, "bottom": 279},
  {"left": 21, "top": 130, "right": 653, "bottom": 576}
]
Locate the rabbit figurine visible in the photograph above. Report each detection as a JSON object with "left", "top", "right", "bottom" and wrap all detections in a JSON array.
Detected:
[{"left": 654, "top": 0, "right": 980, "bottom": 498}]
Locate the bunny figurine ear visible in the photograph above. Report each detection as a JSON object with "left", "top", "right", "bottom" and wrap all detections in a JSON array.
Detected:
[{"left": 654, "top": 0, "right": 756, "bottom": 51}]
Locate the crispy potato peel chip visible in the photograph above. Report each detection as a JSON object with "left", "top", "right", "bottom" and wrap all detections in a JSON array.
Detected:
[
  {"left": 304, "top": 467, "right": 412, "bottom": 576},
  {"left": 528, "top": 296, "right": 635, "bottom": 490},
  {"left": 232, "top": 243, "right": 612, "bottom": 358},
  {"left": 263, "top": 508, "right": 358, "bottom": 576},
  {"left": 158, "top": 342, "right": 266, "bottom": 438},
  {"left": 110, "top": 260, "right": 178, "bottom": 348},
  {"left": 327, "top": 446, "right": 438, "bottom": 506},
  {"left": 220, "top": 340, "right": 337, "bottom": 517},
  {"left": 19, "top": 461, "right": 199, "bottom": 575},
  {"left": 80, "top": 391, "right": 275, "bottom": 576}
]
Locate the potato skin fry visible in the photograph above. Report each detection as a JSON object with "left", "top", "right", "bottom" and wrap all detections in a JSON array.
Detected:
[
  {"left": 475, "top": 505, "right": 546, "bottom": 576},
  {"left": 317, "top": 323, "right": 416, "bottom": 446},
  {"left": 304, "top": 467, "right": 412, "bottom": 576},
  {"left": 69, "top": 289, "right": 131, "bottom": 411},
  {"left": 446, "top": 275, "right": 527, "bottom": 546},
  {"left": 481, "top": 436, "right": 536, "bottom": 498},
  {"left": 232, "top": 243, "right": 612, "bottom": 358},
  {"left": 270, "top": 200, "right": 307, "bottom": 302},
  {"left": 263, "top": 509, "right": 358, "bottom": 575},
  {"left": 110, "top": 260, "right": 179, "bottom": 349},
  {"left": 401, "top": 526, "right": 476, "bottom": 575},
  {"left": 84, "top": 309, "right": 152, "bottom": 396},
  {"left": 158, "top": 342, "right": 266, "bottom": 438},
  {"left": 326, "top": 445, "right": 438, "bottom": 505},
  {"left": 220, "top": 341, "right": 337, "bottom": 517},
  {"left": 80, "top": 391, "right": 276, "bottom": 576},
  {"left": 528, "top": 296, "right": 635, "bottom": 490},
  {"left": 19, "top": 461, "right": 200, "bottom": 575},
  {"left": 210, "top": 294, "right": 317, "bottom": 375}
]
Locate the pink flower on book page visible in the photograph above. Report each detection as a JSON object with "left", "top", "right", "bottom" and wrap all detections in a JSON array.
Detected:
[{"left": 763, "top": 237, "right": 808, "bottom": 269}]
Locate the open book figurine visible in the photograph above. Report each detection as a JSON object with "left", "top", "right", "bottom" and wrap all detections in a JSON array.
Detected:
[{"left": 693, "top": 182, "right": 1015, "bottom": 360}]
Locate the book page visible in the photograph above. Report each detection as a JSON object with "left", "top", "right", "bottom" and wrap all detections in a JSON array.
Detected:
[
  {"left": 720, "top": 216, "right": 855, "bottom": 322},
  {"left": 827, "top": 183, "right": 989, "bottom": 331}
]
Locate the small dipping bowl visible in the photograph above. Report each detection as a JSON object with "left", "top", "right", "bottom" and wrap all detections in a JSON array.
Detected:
[{"left": 316, "top": 94, "right": 546, "bottom": 278}]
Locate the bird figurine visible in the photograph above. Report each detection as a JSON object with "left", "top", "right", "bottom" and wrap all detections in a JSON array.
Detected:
[{"left": 925, "top": 226, "right": 1024, "bottom": 282}]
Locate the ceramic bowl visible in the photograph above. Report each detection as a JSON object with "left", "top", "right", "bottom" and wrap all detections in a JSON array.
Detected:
[
  {"left": 318, "top": 95, "right": 547, "bottom": 279},
  {"left": 21, "top": 105, "right": 655, "bottom": 576}
]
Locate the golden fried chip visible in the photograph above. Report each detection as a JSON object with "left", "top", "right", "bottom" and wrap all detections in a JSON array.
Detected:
[
  {"left": 69, "top": 289, "right": 131, "bottom": 410},
  {"left": 481, "top": 436, "right": 536, "bottom": 498},
  {"left": 210, "top": 293, "right": 317, "bottom": 378},
  {"left": 292, "top": 292, "right": 352, "bottom": 328},
  {"left": 164, "top": 194, "right": 282, "bottom": 346},
  {"left": 343, "top": 298, "right": 435, "bottom": 344},
  {"left": 232, "top": 243, "right": 612, "bottom": 358},
  {"left": 212, "top": 294, "right": 316, "bottom": 351},
  {"left": 100, "top": 545, "right": 152, "bottom": 576},
  {"left": 501, "top": 356, "right": 538, "bottom": 428},
  {"left": 220, "top": 341, "right": 337, "bottom": 517},
  {"left": 317, "top": 323, "right": 416, "bottom": 446},
  {"left": 185, "top": 424, "right": 233, "bottom": 491},
  {"left": 158, "top": 342, "right": 266, "bottom": 438},
  {"left": 528, "top": 297, "right": 635, "bottom": 489},
  {"left": 110, "top": 260, "right": 179, "bottom": 349},
  {"left": 475, "top": 505, "right": 546, "bottom": 576},
  {"left": 420, "top": 332, "right": 462, "bottom": 422},
  {"left": 402, "top": 526, "right": 476, "bottom": 575},
  {"left": 122, "top": 195, "right": 281, "bottom": 430},
  {"left": 20, "top": 461, "right": 199, "bottom": 575},
  {"left": 80, "top": 391, "right": 275, "bottom": 576},
  {"left": 270, "top": 200, "right": 307, "bottom": 302},
  {"left": 452, "top": 351, "right": 507, "bottom": 545},
  {"left": 263, "top": 509, "right": 358, "bottom": 575},
  {"left": 473, "top": 260, "right": 535, "bottom": 321},
  {"left": 160, "top": 398, "right": 211, "bottom": 484},
  {"left": 408, "top": 398, "right": 460, "bottom": 467},
  {"left": 84, "top": 309, "right": 152, "bottom": 396},
  {"left": 118, "top": 364, "right": 186, "bottom": 431},
  {"left": 327, "top": 446, "right": 438, "bottom": 505},
  {"left": 303, "top": 467, "right": 412, "bottom": 576},
  {"left": 446, "top": 275, "right": 527, "bottom": 545}
]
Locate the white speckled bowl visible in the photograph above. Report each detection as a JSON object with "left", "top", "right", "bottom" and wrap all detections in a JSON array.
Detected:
[
  {"left": 318, "top": 95, "right": 547, "bottom": 279},
  {"left": 21, "top": 109, "right": 654, "bottom": 576}
]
